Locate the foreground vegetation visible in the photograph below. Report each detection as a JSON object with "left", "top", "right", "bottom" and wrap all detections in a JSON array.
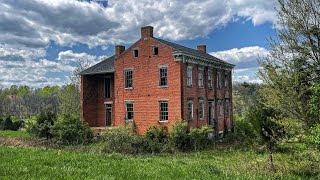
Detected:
[{"left": 1, "top": 145, "right": 319, "bottom": 179}]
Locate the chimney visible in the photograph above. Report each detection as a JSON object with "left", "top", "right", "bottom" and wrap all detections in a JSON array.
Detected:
[
  {"left": 197, "top": 45, "right": 206, "bottom": 53},
  {"left": 115, "top": 45, "right": 125, "bottom": 58},
  {"left": 141, "top": 26, "right": 153, "bottom": 38}
]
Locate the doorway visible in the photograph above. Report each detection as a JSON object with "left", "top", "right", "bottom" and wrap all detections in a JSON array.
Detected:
[
  {"left": 208, "top": 101, "right": 215, "bottom": 127},
  {"left": 105, "top": 104, "right": 112, "bottom": 126}
]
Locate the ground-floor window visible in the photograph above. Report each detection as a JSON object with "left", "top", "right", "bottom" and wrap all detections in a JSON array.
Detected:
[
  {"left": 199, "top": 99, "right": 204, "bottom": 120},
  {"left": 225, "top": 99, "right": 230, "bottom": 118},
  {"left": 159, "top": 101, "right": 168, "bottom": 121},
  {"left": 125, "top": 101, "right": 134, "bottom": 120}
]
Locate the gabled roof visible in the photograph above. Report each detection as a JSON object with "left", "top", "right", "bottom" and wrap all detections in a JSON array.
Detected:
[
  {"left": 79, "top": 37, "right": 235, "bottom": 75},
  {"left": 154, "top": 37, "right": 234, "bottom": 67},
  {"left": 78, "top": 55, "right": 115, "bottom": 75}
]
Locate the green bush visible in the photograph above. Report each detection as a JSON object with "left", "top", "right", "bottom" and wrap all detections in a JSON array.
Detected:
[
  {"left": 189, "top": 126, "right": 213, "bottom": 150},
  {"left": 308, "top": 124, "right": 320, "bottom": 150},
  {"left": 169, "top": 121, "right": 190, "bottom": 151},
  {"left": 101, "top": 127, "right": 138, "bottom": 154},
  {"left": 0, "top": 116, "right": 23, "bottom": 131},
  {"left": 27, "top": 111, "right": 56, "bottom": 139},
  {"left": 145, "top": 125, "right": 168, "bottom": 153},
  {"left": 50, "top": 114, "right": 93, "bottom": 145}
]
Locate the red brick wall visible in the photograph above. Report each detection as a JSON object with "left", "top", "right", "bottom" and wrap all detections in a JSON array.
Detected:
[
  {"left": 81, "top": 74, "right": 115, "bottom": 127},
  {"left": 114, "top": 37, "right": 182, "bottom": 134}
]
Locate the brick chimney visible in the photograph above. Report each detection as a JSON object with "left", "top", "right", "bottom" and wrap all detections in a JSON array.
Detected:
[
  {"left": 115, "top": 45, "right": 125, "bottom": 58},
  {"left": 197, "top": 45, "right": 206, "bottom": 53},
  {"left": 141, "top": 26, "right": 153, "bottom": 38}
]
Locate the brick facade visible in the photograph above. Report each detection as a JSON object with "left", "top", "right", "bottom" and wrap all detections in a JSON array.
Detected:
[{"left": 80, "top": 26, "right": 234, "bottom": 135}]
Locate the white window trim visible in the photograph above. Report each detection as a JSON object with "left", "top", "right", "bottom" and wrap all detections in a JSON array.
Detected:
[
  {"left": 158, "top": 65, "right": 168, "bottom": 87},
  {"left": 208, "top": 69, "right": 212, "bottom": 89},
  {"left": 198, "top": 67, "right": 204, "bottom": 88},
  {"left": 124, "top": 68, "right": 133, "bottom": 89},
  {"left": 199, "top": 99, "right": 204, "bottom": 120},
  {"left": 187, "top": 100, "right": 194, "bottom": 120},
  {"left": 133, "top": 48, "right": 139, "bottom": 58},
  {"left": 153, "top": 46, "right": 159, "bottom": 55},
  {"left": 125, "top": 101, "right": 134, "bottom": 121},
  {"left": 159, "top": 101, "right": 169, "bottom": 122}
]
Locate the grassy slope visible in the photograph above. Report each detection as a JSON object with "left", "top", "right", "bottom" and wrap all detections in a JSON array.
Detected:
[
  {"left": 0, "top": 130, "right": 30, "bottom": 139},
  {"left": 0, "top": 146, "right": 307, "bottom": 180}
]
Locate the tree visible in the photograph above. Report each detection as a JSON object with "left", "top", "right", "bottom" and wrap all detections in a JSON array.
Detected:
[
  {"left": 259, "top": 0, "right": 320, "bottom": 126},
  {"left": 59, "top": 84, "right": 80, "bottom": 116}
]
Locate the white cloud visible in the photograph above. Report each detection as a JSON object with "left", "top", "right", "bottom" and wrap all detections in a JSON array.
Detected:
[
  {"left": 210, "top": 46, "right": 269, "bottom": 69},
  {"left": 0, "top": 0, "right": 278, "bottom": 87},
  {"left": 211, "top": 46, "right": 269, "bottom": 83}
]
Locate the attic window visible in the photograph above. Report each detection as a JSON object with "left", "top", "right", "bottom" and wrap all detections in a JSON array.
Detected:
[
  {"left": 133, "top": 48, "right": 138, "bottom": 57},
  {"left": 153, "top": 46, "right": 158, "bottom": 55}
]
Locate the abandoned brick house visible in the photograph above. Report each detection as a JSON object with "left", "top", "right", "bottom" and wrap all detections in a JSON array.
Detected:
[{"left": 79, "top": 26, "right": 235, "bottom": 135}]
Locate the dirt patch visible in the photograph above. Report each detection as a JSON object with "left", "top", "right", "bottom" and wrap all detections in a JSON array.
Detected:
[{"left": 0, "top": 137, "right": 50, "bottom": 148}]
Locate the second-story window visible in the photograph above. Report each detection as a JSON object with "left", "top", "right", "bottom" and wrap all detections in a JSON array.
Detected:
[
  {"left": 187, "top": 100, "right": 193, "bottom": 120},
  {"left": 133, "top": 48, "right": 138, "bottom": 57},
  {"left": 187, "top": 65, "right": 193, "bottom": 87},
  {"left": 124, "top": 69, "right": 133, "bottom": 88},
  {"left": 217, "top": 71, "right": 221, "bottom": 89},
  {"left": 199, "top": 99, "right": 204, "bottom": 120},
  {"left": 159, "top": 66, "right": 168, "bottom": 87},
  {"left": 208, "top": 69, "right": 212, "bottom": 89},
  {"left": 217, "top": 99, "right": 222, "bottom": 118},
  {"left": 225, "top": 73, "right": 229, "bottom": 89},
  {"left": 104, "top": 78, "right": 111, "bottom": 98},
  {"left": 153, "top": 46, "right": 158, "bottom": 55},
  {"left": 198, "top": 67, "right": 204, "bottom": 87}
]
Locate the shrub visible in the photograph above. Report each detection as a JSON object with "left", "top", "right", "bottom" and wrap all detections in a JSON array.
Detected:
[
  {"left": 50, "top": 114, "right": 93, "bottom": 145},
  {"left": 27, "top": 111, "right": 56, "bottom": 139},
  {"left": 169, "top": 121, "right": 190, "bottom": 151},
  {"left": 189, "top": 126, "right": 213, "bottom": 150},
  {"left": 308, "top": 124, "right": 320, "bottom": 150},
  {"left": 101, "top": 127, "right": 137, "bottom": 153},
  {"left": 0, "top": 116, "right": 23, "bottom": 131},
  {"left": 145, "top": 125, "right": 168, "bottom": 153}
]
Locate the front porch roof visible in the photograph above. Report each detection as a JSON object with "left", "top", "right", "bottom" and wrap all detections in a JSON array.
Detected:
[{"left": 78, "top": 55, "right": 115, "bottom": 75}]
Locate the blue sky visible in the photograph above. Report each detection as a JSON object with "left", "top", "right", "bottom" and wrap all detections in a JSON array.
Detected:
[{"left": 0, "top": 0, "right": 279, "bottom": 87}]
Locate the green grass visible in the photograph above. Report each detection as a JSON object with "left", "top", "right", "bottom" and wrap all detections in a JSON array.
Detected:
[
  {"left": 1, "top": 146, "right": 318, "bottom": 180},
  {"left": 0, "top": 130, "right": 30, "bottom": 139}
]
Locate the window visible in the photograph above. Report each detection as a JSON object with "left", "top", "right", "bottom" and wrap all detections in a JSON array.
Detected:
[
  {"left": 225, "top": 99, "right": 230, "bottom": 118},
  {"left": 224, "top": 74, "right": 229, "bottom": 89},
  {"left": 187, "top": 100, "right": 193, "bottom": 120},
  {"left": 159, "top": 101, "right": 168, "bottom": 121},
  {"left": 125, "top": 102, "right": 134, "bottom": 120},
  {"left": 187, "top": 65, "right": 192, "bottom": 87},
  {"left": 208, "top": 69, "right": 212, "bottom": 89},
  {"left": 104, "top": 78, "right": 111, "bottom": 98},
  {"left": 153, "top": 46, "right": 158, "bottom": 55},
  {"left": 159, "top": 66, "right": 168, "bottom": 87},
  {"left": 124, "top": 69, "right": 133, "bottom": 88},
  {"left": 198, "top": 67, "right": 204, "bottom": 87},
  {"left": 133, "top": 48, "right": 138, "bottom": 57},
  {"left": 217, "top": 71, "right": 221, "bottom": 89},
  {"left": 217, "top": 99, "right": 222, "bottom": 118},
  {"left": 199, "top": 100, "right": 204, "bottom": 120}
]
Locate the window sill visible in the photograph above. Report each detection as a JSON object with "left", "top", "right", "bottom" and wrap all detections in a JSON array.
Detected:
[
  {"left": 125, "top": 119, "right": 134, "bottom": 122},
  {"left": 208, "top": 87, "right": 213, "bottom": 90},
  {"left": 198, "top": 86, "right": 204, "bottom": 89},
  {"left": 159, "top": 85, "right": 168, "bottom": 88},
  {"left": 187, "top": 85, "right": 193, "bottom": 88},
  {"left": 159, "top": 120, "right": 168, "bottom": 123},
  {"left": 125, "top": 87, "right": 133, "bottom": 90}
]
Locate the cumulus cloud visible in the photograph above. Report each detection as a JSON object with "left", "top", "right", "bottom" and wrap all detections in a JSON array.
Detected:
[
  {"left": 211, "top": 46, "right": 269, "bottom": 83},
  {"left": 0, "top": 0, "right": 278, "bottom": 86}
]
